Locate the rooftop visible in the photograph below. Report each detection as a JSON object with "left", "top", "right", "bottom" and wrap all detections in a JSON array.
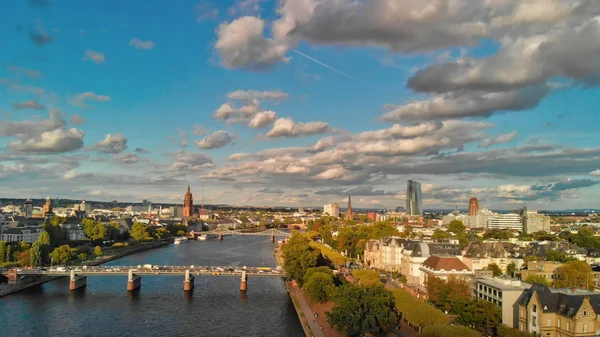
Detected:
[{"left": 475, "top": 275, "right": 531, "bottom": 291}]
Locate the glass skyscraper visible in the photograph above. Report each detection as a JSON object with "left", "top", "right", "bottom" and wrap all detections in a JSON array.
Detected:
[{"left": 406, "top": 180, "right": 423, "bottom": 216}]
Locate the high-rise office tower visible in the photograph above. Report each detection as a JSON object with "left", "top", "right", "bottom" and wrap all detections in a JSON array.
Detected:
[
  {"left": 468, "top": 197, "right": 479, "bottom": 216},
  {"left": 406, "top": 180, "right": 423, "bottom": 216}
]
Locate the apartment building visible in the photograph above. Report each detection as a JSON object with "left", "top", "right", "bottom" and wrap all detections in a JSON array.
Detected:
[{"left": 473, "top": 276, "right": 531, "bottom": 328}]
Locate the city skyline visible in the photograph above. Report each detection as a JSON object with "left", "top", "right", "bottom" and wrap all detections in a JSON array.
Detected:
[{"left": 2, "top": 0, "right": 600, "bottom": 210}]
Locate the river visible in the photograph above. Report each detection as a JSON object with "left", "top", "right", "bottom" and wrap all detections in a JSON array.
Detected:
[{"left": 0, "top": 236, "right": 304, "bottom": 337}]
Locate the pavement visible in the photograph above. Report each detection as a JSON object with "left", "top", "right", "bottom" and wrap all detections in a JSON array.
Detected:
[{"left": 290, "top": 285, "right": 326, "bottom": 337}]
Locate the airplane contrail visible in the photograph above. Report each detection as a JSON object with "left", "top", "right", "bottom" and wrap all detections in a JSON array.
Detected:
[{"left": 292, "top": 49, "right": 359, "bottom": 81}]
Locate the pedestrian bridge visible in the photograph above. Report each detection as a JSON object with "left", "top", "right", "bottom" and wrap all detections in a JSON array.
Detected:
[
  {"left": 0, "top": 265, "right": 285, "bottom": 292},
  {"left": 196, "top": 228, "right": 291, "bottom": 241}
]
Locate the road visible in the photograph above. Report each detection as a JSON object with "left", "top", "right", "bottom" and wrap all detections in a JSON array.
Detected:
[{"left": 291, "top": 286, "right": 326, "bottom": 337}]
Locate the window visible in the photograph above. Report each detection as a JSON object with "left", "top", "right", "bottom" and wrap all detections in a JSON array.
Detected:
[
  {"left": 533, "top": 304, "right": 537, "bottom": 313},
  {"left": 546, "top": 334, "right": 550, "bottom": 337},
  {"left": 567, "top": 322, "right": 570, "bottom": 331},
  {"left": 547, "top": 319, "right": 551, "bottom": 327},
  {"left": 520, "top": 309, "right": 524, "bottom": 318},
  {"left": 583, "top": 309, "right": 588, "bottom": 317},
  {"left": 558, "top": 319, "right": 561, "bottom": 328},
  {"left": 584, "top": 324, "right": 588, "bottom": 333},
  {"left": 533, "top": 316, "right": 537, "bottom": 327}
]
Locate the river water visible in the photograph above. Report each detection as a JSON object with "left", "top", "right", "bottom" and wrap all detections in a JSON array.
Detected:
[{"left": 0, "top": 236, "right": 304, "bottom": 337}]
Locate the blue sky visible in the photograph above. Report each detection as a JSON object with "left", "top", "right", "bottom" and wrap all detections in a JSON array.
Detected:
[{"left": 1, "top": 0, "right": 600, "bottom": 210}]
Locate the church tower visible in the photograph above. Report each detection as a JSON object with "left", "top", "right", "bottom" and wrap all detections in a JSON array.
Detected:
[
  {"left": 43, "top": 196, "right": 53, "bottom": 215},
  {"left": 345, "top": 194, "right": 353, "bottom": 221},
  {"left": 183, "top": 185, "right": 194, "bottom": 218}
]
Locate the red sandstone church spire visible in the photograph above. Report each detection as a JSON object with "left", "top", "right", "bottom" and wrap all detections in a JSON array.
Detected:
[
  {"left": 346, "top": 194, "right": 353, "bottom": 221},
  {"left": 183, "top": 185, "right": 194, "bottom": 218}
]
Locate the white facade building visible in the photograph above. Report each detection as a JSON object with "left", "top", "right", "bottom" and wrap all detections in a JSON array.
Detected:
[
  {"left": 323, "top": 203, "right": 340, "bottom": 218},
  {"left": 487, "top": 213, "right": 523, "bottom": 231},
  {"left": 0, "top": 227, "right": 44, "bottom": 243}
]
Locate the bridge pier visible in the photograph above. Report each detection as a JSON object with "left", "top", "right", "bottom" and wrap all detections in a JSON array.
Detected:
[
  {"left": 218, "top": 233, "right": 223, "bottom": 241},
  {"left": 127, "top": 269, "right": 142, "bottom": 291},
  {"left": 184, "top": 269, "right": 195, "bottom": 291},
  {"left": 270, "top": 234, "right": 275, "bottom": 243},
  {"left": 240, "top": 268, "right": 247, "bottom": 292},
  {"left": 69, "top": 270, "right": 87, "bottom": 290}
]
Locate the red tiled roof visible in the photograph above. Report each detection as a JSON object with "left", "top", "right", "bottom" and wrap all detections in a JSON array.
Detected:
[{"left": 421, "top": 255, "right": 470, "bottom": 272}]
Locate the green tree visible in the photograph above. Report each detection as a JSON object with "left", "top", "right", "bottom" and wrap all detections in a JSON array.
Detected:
[
  {"left": 78, "top": 253, "right": 87, "bottom": 262},
  {"left": 506, "top": 261, "right": 517, "bottom": 277},
  {"left": 16, "top": 249, "right": 30, "bottom": 266},
  {"left": 526, "top": 274, "right": 551, "bottom": 287},
  {"left": 486, "top": 263, "right": 503, "bottom": 276},
  {"left": 37, "top": 231, "right": 51, "bottom": 246},
  {"left": 5, "top": 245, "right": 13, "bottom": 262},
  {"left": 154, "top": 227, "right": 171, "bottom": 239},
  {"left": 131, "top": 222, "right": 152, "bottom": 241},
  {"left": 50, "top": 215, "right": 66, "bottom": 226},
  {"left": 392, "top": 289, "right": 449, "bottom": 331},
  {"left": 94, "top": 246, "right": 103, "bottom": 257},
  {"left": 425, "top": 276, "right": 472, "bottom": 313},
  {"left": 90, "top": 223, "right": 108, "bottom": 242},
  {"left": 176, "top": 229, "right": 185, "bottom": 237},
  {"left": 283, "top": 232, "right": 320, "bottom": 287},
  {"left": 431, "top": 229, "right": 451, "bottom": 240},
  {"left": 448, "top": 220, "right": 466, "bottom": 234},
  {"left": 545, "top": 250, "right": 575, "bottom": 263},
  {"left": 30, "top": 242, "right": 42, "bottom": 267},
  {"left": 554, "top": 260, "right": 593, "bottom": 290},
  {"left": 327, "top": 284, "right": 398, "bottom": 337},
  {"left": 418, "top": 325, "right": 481, "bottom": 337},
  {"left": 452, "top": 299, "right": 501, "bottom": 335},
  {"left": 303, "top": 266, "right": 333, "bottom": 284},
  {"left": 18, "top": 241, "right": 30, "bottom": 251},
  {"left": 42, "top": 222, "right": 66, "bottom": 246},
  {"left": 304, "top": 271, "right": 334, "bottom": 303},
  {"left": 50, "top": 245, "right": 77, "bottom": 265},
  {"left": 0, "top": 241, "right": 6, "bottom": 263}
]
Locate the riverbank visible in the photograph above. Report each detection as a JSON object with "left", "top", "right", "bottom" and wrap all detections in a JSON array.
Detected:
[{"left": 0, "top": 239, "right": 172, "bottom": 298}]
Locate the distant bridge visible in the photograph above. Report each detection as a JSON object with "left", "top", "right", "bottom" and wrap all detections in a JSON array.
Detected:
[
  {"left": 1, "top": 265, "right": 284, "bottom": 292},
  {"left": 198, "top": 228, "right": 292, "bottom": 241}
]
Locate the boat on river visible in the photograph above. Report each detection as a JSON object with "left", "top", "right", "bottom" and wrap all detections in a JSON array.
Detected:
[{"left": 174, "top": 237, "right": 188, "bottom": 244}]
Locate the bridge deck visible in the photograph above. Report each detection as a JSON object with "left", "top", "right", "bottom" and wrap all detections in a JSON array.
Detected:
[{"left": 0, "top": 266, "right": 285, "bottom": 277}]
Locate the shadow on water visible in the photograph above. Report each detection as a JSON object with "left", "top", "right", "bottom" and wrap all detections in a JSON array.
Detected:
[
  {"left": 127, "top": 288, "right": 141, "bottom": 302},
  {"left": 184, "top": 290, "right": 193, "bottom": 304},
  {"left": 68, "top": 288, "right": 86, "bottom": 301},
  {"left": 239, "top": 290, "right": 247, "bottom": 304}
]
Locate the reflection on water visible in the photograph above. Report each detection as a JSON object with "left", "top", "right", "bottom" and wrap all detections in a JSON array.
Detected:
[{"left": 0, "top": 236, "right": 303, "bottom": 337}]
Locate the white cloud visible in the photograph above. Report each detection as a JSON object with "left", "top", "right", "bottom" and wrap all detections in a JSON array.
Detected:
[
  {"left": 228, "top": 153, "right": 249, "bottom": 161},
  {"left": 226, "top": 90, "right": 288, "bottom": 103},
  {"left": 266, "top": 117, "right": 330, "bottom": 138},
  {"left": 195, "top": 130, "right": 234, "bottom": 149},
  {"left": 248, "top": 110, "right": 277, "bottom": 128},
  {"left": 70, "top": 113, "right": 86, "bottom": 125},
  {"left": 13, "top": 99, "right": 45, "bottom": 110},
  {"left": 590, "top": 169, "right": 600, "bottom": 177},
  {"left": 129, "top": 38, "right": 155, "bottom": 50},
  {"left": 82, "top": 50, "right": 106, "bottom": 64},
  {"left": 8, "top": 128, "right": 85, "bottom": 153},
  {"left": 72, "top": 92, "right": 111, "bottom": 107},
  {"left": 479, "top": 130, "right": 518, "bottom": 148},
  {"left": 170, "top": 150, "right": 213, "bottom": 171},
  {"left": 93, "top": 134, "right": 128, "bottom": 154}
]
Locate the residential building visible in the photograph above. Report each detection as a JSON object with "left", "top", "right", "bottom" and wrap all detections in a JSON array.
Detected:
[
  {"left": 517, "top": 284, "right": 600, "bottom": 336},
  {"left": 401, "top": 241, "right": 462, "bottom": 286},
  {"left": 473, "top": 276, "right": 531, "bottom": 328},
  {"left": 463, "top": 241, "right": 511, "bottom": 272},
  {"left": 469, "top": 197, "right": 479, "bottom": 216},
  {"left": 0, "top": 227, "right": 44, "bottom": 243},
  {"left": 367, "top": 212, "right": 377, "bottom": 222},
  {"left": 523, "top": 210, "right": 552, "bottom": 234},
  {"left": 363, "top": 237, "right": 410, "bottom": 271},
  {"left": 419, "top": 255, "right": 472, "bottom": 287},
  {"left": 487, "top": 213, "right": 523, "bottom": 231},
  {"left": 406, "top": 180, "right": 423, "bottom": 216},
  {"left": 323, "top": 203, "right": 340, "bottom": 218},
  {"left": 519, "top": 260, "right": 564, "bottom": 283}
]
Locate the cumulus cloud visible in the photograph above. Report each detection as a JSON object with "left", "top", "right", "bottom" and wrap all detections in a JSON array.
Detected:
[
  {"left": 129, "top": 38, "right": 155, "bottom": 50},
  {"left": 170, "top": 150, "right": 213, "bottom": 171},
  {"left": 112, "top": 153, "right": 141, "bottom": 164},
  {"left": 93, "top": 134, "right": 128, "bottom": 154},
  {"left": 359, "top": 122, "right": 443, "bottom": 140},
  {"left": 590, "top": 169, "right": 600, "bottom": 177},
  {"left": 226, "top": 89, "right": 288, "bottom": 103},
  {"left": 215, "top": 16, "right": 290, "bottom": 70},
  {"left": 381, "top": 87, "right": 549, "bottom": 122},
  {"left": 228, "top": 153, "right": 249, "bottom": 161},
  {"left": 82, "top": 50, "right": 106, "bottom": 64},
  {"left": 71, "top": 92, "right": 111, "bottom": 107},
  {"left": 213, "top": 89, "right": 288, "bottom": 125},
  {"left": 195, "top": 130, "right": 234, "bottom": 149},
  {"left": 8, "top": 128, "right": 84, "bottom": 153},
  {"left": 0, "top": 109, "right": 65, "bottom": 137},
  {"left": 70, "top": 113, "right": 86, "bottom": 125},
  {"left": 479, "top": 130, "right": 518, "bottom": 148},
  {"left": 248, "top": 110, "right": 277, "bottom": 128},
  {"left": 13, "top": 99, "right": 45, "bottom": 110},
  {"left": 266, "top": 117, "right": 330, "bottom": 138}
]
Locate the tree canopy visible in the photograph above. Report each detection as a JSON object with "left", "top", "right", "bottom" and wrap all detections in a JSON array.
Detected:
[
  {"left": 304, "top": 271, "right": 334, "bottom": 303},
  {"left": 50, "top": 244, "right": 77, "bottom": 265},
  {"left": 554, "top": 260, "right": 593, "bottom": 290},
  {"left": 283, "top": 232, "right": 320, "bottom": 286},
  {"left": 425, "top": 276, "right": 472, "bottom": 313},
  {"left": 327, "top": 284, "right": 398, "bottom": 337},
  {"left": 131, "top": 222, "right": 152, "bottom": 241},
  {"left": 418, "top": 325, "right": 481, "bottom": 337},
  {"left": 526, "top": 274, "right": 551, "bottom": 287},
  {"left": 392, "top": 289, "right": 449, "bottom": 330},
  {"left": 447, "top": 220, "right": 466, "bottom": 234}
]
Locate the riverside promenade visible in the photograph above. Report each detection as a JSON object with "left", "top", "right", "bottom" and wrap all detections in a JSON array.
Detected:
[{"left": 0, "top": 239, "right": 171, "bottom": 297}]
